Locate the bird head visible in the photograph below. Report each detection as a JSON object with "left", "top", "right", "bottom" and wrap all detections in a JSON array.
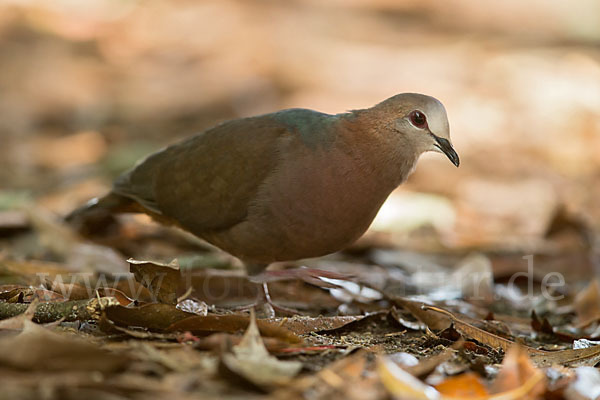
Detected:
[{"left": 377, "top": 93, "right": 459, "bottom": 167}]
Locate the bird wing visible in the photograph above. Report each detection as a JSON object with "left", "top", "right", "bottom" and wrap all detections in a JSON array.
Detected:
[{"left": 112, "top": 115, "right": 286, "bottom": 233}]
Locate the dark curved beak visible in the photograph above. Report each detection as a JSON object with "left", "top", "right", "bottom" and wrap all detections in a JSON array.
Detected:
[{"left": 434, "top": 136, "right": 460, "bottom": 167}]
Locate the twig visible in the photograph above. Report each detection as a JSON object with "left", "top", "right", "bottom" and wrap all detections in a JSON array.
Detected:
[{"left": 0, "top": 297, "right": 120, "bottom": 323}]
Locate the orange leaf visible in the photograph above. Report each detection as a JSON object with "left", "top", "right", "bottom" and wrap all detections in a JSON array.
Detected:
[{"left": 435, "top": 372, "right": 489, "bottom": 397}]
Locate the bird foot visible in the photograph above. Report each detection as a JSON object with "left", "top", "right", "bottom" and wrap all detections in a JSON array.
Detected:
[
  {"left": 234, "top": 268, "right": 356, "bottom": 316},
  {"left": 233, "top": 282, "right": 300, "bottom": 317}
]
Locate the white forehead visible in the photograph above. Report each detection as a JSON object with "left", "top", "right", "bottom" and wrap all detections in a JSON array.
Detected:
[{"left": 405, "top": 93, "right": 449, "bottom": 139}]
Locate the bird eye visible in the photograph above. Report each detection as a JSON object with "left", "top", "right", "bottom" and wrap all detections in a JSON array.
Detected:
[{"left": 409, "top": 110, "right": 427, "bottom": 129}]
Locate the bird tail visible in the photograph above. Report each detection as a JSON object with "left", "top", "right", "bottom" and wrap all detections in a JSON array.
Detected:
[{"left": 64, "top": 192, "right": 136, "bottom": 223}]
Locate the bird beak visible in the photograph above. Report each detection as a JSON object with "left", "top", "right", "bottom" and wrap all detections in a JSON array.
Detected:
[{"left": 433, "top": 136, "right": 460, "bottom": 167}]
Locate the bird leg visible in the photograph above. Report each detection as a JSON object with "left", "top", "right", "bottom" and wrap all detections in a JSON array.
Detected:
[
  {"left": 244, "top": 266, "right": 357, "bottom": 316},
  {"left": 235, "top": 264, "right": 356, "bottom": 316},
  {"left": 232, "top": 282, "right": 298, "bottom": 317},
  {"left": 259, "top": 282, "right": 300, "bottom": 316},
  {"left": 228, "top": 263, "right": 299, "bottom": 316}
]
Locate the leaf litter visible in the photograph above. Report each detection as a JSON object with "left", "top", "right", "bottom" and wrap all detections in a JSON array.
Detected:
[{"left": 2, "top": 204, "right": 600, "bottom": 399}]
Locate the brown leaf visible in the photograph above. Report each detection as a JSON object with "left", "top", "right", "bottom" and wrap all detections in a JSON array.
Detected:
[
  {"left": 96, "top": 287, "right": 136, "bottom": 306},
  {"left": 219, "top": 310, "right": 302, "bottom": 390},
  {"left": 0, "top": 320, "right": 127, "bottom": 372},
  {"left": 265, "top": 315, "right": 366, "bottom": 335},
  {"left": 103, "top": 303, "right": 301, "bottom": 342},
  {"left": 391, "top": 297, "right": 451, "bottom": 331},
  {"left": 167, "top": 314, "right": 302, "bottom": 343},
  {"left": 44, "top": 279, "right": 90, "bottom": 300},
  {"left": 423, "top": 305, "right": 522, "bottom": 353},
  {"left": 574, "top": 279, "right": 600, "bottom": 328},
  {"left": 128, "top": 258, "right": 181, "bottom": 304},
  {"left": 530, "top": 310, "right": 553, "bottom": 335},
  {"left": 490, "top": 346, "right": 546, "bottom": 399},
  {"left": 104, "top": 303, "right": 192, "bottom": 331},
  {"left": 0, "top": 286, "right": 66, "bottom": 303},
  {"left": 193, "top": 332, "right": 300, "bottom": 353},
  {"left": 277, "top": 350, "right": 384, "bottom": 399},
  {"left": 424, "top": 305, "right": 600, "bottom": 367}
]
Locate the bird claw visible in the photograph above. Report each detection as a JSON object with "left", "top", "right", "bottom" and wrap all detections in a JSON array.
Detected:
[{"left": 232, "top": 282, "right": 300, "bottom": 317}]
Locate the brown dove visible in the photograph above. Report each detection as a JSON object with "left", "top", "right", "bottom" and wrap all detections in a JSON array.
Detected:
[{"left": 69, "top": 93, "right": 459, "bottom": 312}]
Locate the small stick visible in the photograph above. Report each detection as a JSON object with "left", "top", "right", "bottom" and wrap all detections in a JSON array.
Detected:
[{"left": 0, "top": 297, "right": 119, "bottom": 323}]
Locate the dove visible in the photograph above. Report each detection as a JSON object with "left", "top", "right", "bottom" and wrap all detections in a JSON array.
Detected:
[{"left": 68, "top": 93, "right": 459, "bottom": 313}]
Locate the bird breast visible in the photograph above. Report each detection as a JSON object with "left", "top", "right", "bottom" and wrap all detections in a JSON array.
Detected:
[{"left": 244, "top": 144, "right": 396, "bottom": 261}]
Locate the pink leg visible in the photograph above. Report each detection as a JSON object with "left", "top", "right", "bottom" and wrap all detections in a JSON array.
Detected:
[
  {"left": 235, "top": 266, "right": 355, "bottom": 316},
  {"left": 232, "top": 282, "right": 298, "bottom": 316}
]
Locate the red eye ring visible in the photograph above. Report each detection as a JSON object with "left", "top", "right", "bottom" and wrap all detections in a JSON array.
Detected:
[{"left": 409, "top": 110, "right": 427, "bottom": 129}]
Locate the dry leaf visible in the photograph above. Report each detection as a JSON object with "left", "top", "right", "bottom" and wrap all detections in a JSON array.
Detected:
[
  {"left": 405, "top": 347, "right": 458, "bottom": 379},
  {"left": 490, "top": 346, "right": 546, "bottom": 399},
  {"left": 392, "top": 298, "right": 451, "bottom": 331},
  {"left": 424, "top": 305, "right": 600, "bottom": 367},
  {"left": 104, "top": 303, "right": 193, "bottom": 331},
  {"left": 167, "top": 313, "right": 302, "bottom": 343},
  {"left": 0, "top": 320, "right": 127, "bottom": 372},
  {"left": 129, "top": 258, "right": 181, "bottom": 304},
  {"left": 220, "top": 310, "right": 302, "bottom": 389},
  {"left": 265, "top": 315, "right": 366, "bottom": 335},
  {"left": 378, "top": 356, "right": 440, "bottom": 399},
  {"left": 434, "top": 372, "right": 489, "bottom": 397},
  {"left": 574, "top": 279, "right": 600, "bottom": 328}
]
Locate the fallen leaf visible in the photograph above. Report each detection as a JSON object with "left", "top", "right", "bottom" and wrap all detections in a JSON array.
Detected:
[
  {"left": 404, "top": 347, "right": 458, "bottom": 379},
  {"left": 392, "top": 298, "right": 451, "bottom": 331},
  {"left": 167, "top": 314, "right": 302, "bottom": 343},
  {"left": 44, "top": 279, "right": 90, "bottom": 300},
  {"left": 220, "top": 310, "right": 302, "bottom": 389},
  {"left": 424, "top": 305, "right": 600, "bottom": 367},
  {"left": 129, "top": 258, "right": 181, "bottom": 304},
  {"left": 434, "top": 372, "right": 489, "bottom": 397},
  {"left": 0, "top": 320, "right": 127, "bottom": 372},
  {"left": 490, "top": 346, "right": 546, "bottom": 399},
  {"left": 378, "top": 356, "right": 440, "bottom": 399},
  {"left": 104, "top": 303, "right": 193, "bottom": 331},
  {"left": 274, "top": 350, "right": 384, "bottom": 399},
  {"left": 574, "top": 279, "right": 600, "bottom": 328},
  {"left": 265, "top": 315, "right": 366, "bottom": 335},
  {"left": 96, "top": 287, "right": 136, "bottom": 306},
  {"left": 0, "top": 286, "right": 65, "bottom": 303}
]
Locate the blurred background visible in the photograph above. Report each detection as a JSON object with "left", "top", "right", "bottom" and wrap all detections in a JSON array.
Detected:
[{"left": 1, "top": 0, "right": 600, "bottom": 261}]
